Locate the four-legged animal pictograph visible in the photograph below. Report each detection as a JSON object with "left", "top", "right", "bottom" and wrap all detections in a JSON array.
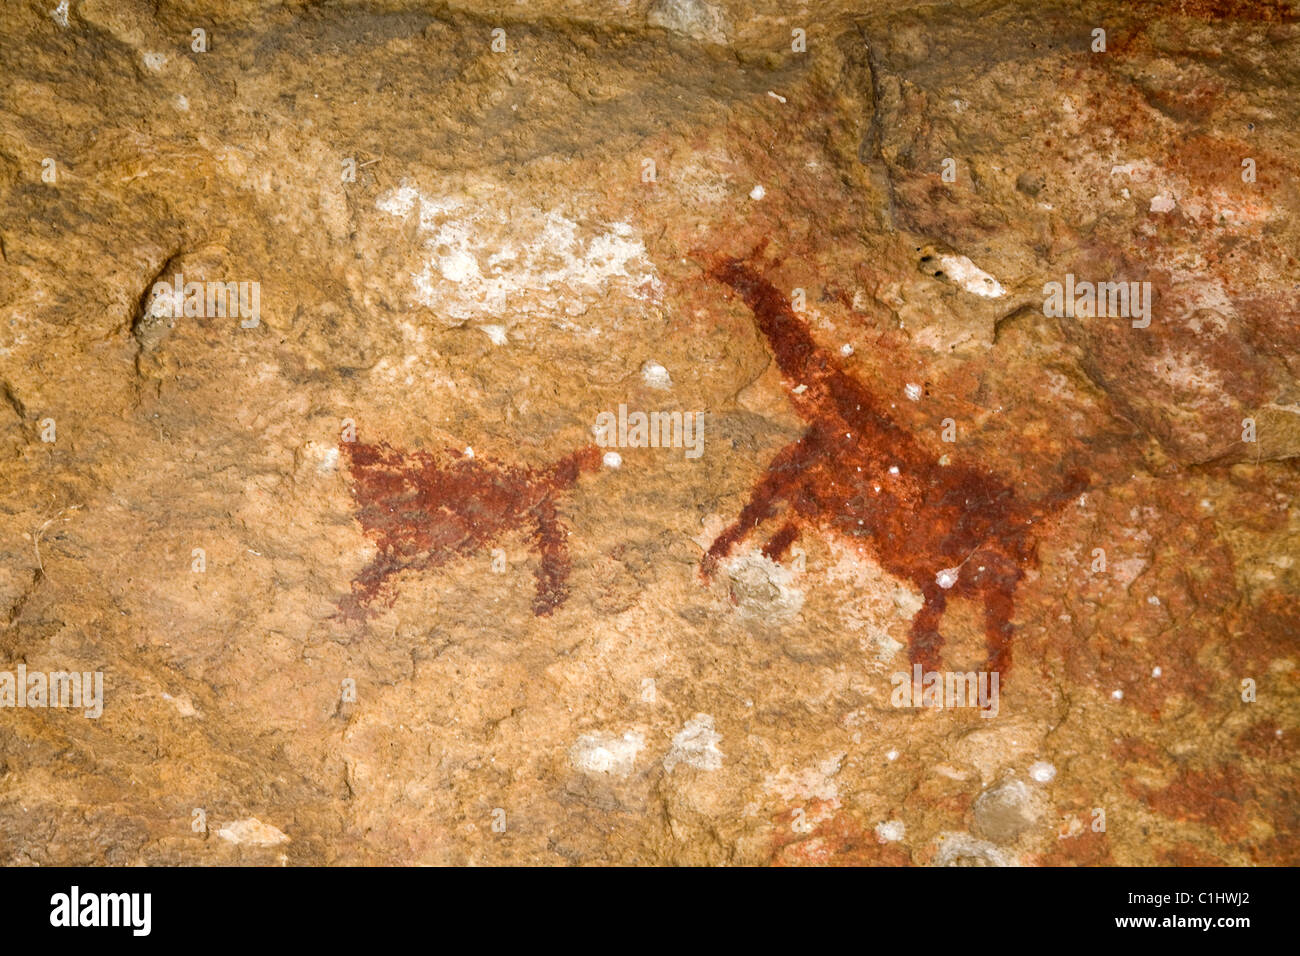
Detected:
[
  {"left": 337, "top": 438, "right": 601, "bottom": 621},
  {"left": 697, "top": 252, "right": 1088, "bottom": 675}
]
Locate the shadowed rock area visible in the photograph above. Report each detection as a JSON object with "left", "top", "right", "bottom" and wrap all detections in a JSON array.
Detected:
[{"left": 0, "top": 0, "right": 1296, "bottom": 865}]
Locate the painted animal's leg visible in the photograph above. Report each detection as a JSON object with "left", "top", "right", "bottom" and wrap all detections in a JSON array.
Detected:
[
  {"left": 532, "top": 497, "right": 571, "bottom": 616},
  {"left": 762, "top": 521, "right": 800, "bottom": 562},
  {"left": 908, "top": 580, "right": 948, "bottom": 672},
  {"left": 335, "top": 550, "right": 401, "bottom": 622},
  {"left": 973, "top": 550, "right": 1023, "bottom": 675},
  {"left": 703, "top": 434, "right": 819, "bottom": 578}
]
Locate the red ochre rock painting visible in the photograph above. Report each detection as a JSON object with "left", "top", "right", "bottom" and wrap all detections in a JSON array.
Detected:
[
  {"left": 698, "top": 253, "right": 1089, "bottom": 676},
  {"left": 337, "top": 438, "right": 602, "bottom": 621}
]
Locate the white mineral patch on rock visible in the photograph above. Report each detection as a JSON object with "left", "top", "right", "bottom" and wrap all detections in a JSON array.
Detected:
[
  {"left": 937, "top": 254, "right": 1006, "bottom": 298},
  {"left": 647, "top": 0, "right": 730, "bottom": 45},
  {"left": 723, "top": 550, "right": 805, "bottom": 621},
  {"left": 765, "top": 753, "right": 845, "bottom": 801},
  {"left": 217, "top": 818, "right": 290, "bottom": 846},
  {"left": 479, "top": 324, "right": 507, "bottom": 346},
  {"left": 571, "top": 730, "right": 645, "bottom": 778},
  {"left": 377, "top": 184, "right": 660, "bottom": 320},
  {"left": 641, "top": 360, "right": 672, "bottom": 389},
  {"left": 933, "top": 831, "right": 1018, "bottom": 867},
  {"left": 315, "top": 445, "right": 339, "bottom": 473},
  {"left": 663, "top": 714, "right": 723, "bottom": 772},
  {"left": 876, "top": 820, "right": 906, "bottom": 842},
  {"left": 160, "top": 691, "right": 200, "bottom": 718}
]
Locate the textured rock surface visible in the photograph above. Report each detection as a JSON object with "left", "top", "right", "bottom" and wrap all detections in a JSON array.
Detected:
[{"left": 0, "top": 0, "right": 1296, "bottom": 865}]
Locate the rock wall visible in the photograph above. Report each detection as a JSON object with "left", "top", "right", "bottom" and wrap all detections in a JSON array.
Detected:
[{"left": 0, "top": 0, "right": 1296, "bottom": 864}]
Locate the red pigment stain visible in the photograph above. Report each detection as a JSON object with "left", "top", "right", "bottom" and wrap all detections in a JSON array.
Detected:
[
  {"left": 698, "top": 253, "right": 1088, "bottom": 675},
  {"left": 1035, "top": 826, "right": 1113, "bottom": 866},
  {"left": 770, "top": 801, "right": 911, "bottom": 866},
  {"left": 337, "top": 439, "right": 601, "bottom": 621}
]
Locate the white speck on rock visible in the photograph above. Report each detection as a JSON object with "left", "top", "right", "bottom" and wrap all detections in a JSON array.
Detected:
[
  {"left": 602, "top": 451, "right": 622, "bottom": 469},
  {"left": 142, "top": 52, "right": 167, "bottom": 72},
  {"left": 936, "top": 567, "right": 960, "bottom": 589},
  {"left": 1028, "top": 761, "right": 1057, "bottom": 783},
  {"left": 905, "top": 383, "right": 923, "bottom": 401},
  {"left": 571, "top": 730, "right": 644, "bottom": 778},
  {"left": 640, "top": 360, "right": 672, "bottom": 389},
  {"left": 664, "top": 713, "right": 723, "bottom": 772},
  {"left": 1112, "top": 689, "right": 1124, "bottom": 700},
  {"left": 51, "top": 1, "right": 69, "bottom": 27},
  {"left": 749, "top": 184, "right": 765, "bottom": 200},
  {"left": 1152, "top": 666, "right": 1162, "bottom": 678},
  {"left": 839, "top": 343, "right": 853, "bottom": 356},
  {"left": 1150, "top": 194, "right": 1177, "bottom": 213}
]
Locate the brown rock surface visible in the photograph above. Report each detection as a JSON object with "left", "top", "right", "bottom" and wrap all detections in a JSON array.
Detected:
[{"left": 0, "top": 0, "right": 1295, "bottom": 865}]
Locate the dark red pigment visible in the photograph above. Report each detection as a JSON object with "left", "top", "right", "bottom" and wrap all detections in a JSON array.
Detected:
[
  {"left": 699, "top": 254, "right": 1088, "bottom": 675},
  {"left": 337, "top": 439, "right": 601, "bottom": 621}
]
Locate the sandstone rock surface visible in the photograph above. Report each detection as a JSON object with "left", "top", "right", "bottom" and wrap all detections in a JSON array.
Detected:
[{"left": 0, "top": 0, "right": 1296, "bottom": 865}]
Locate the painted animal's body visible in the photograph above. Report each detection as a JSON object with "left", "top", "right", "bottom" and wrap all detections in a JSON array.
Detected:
[
  {"left": 338, "top": 439, "right": 601, "bottom": 621},
  {"left": 700, "top": 255, "right": 1087, "bottom": 674}
]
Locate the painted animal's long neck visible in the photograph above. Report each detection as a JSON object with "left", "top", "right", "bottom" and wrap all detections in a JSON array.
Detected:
[{"left": 707, "top": 257, "right": 906, "bottom": 444}]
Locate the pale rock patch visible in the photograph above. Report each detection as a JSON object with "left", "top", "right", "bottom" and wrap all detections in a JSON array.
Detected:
[
  {"left": 663, "top": 714, "right": 723, "bottom": 772},
  {"left": 376, "top": 184, "right": 660, "bottom": 323},
  {"left": 570, "top": 730, "right": 645, "bottom": 778},
  {"left": 937, "top": 253, "right": 1006, "bottom": 298},
  {"left": 647, "top": 0, "right": 730, "bottom": 45},
  {"left": 217, "top": 818, "right": 290, "bottom": 846}
]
